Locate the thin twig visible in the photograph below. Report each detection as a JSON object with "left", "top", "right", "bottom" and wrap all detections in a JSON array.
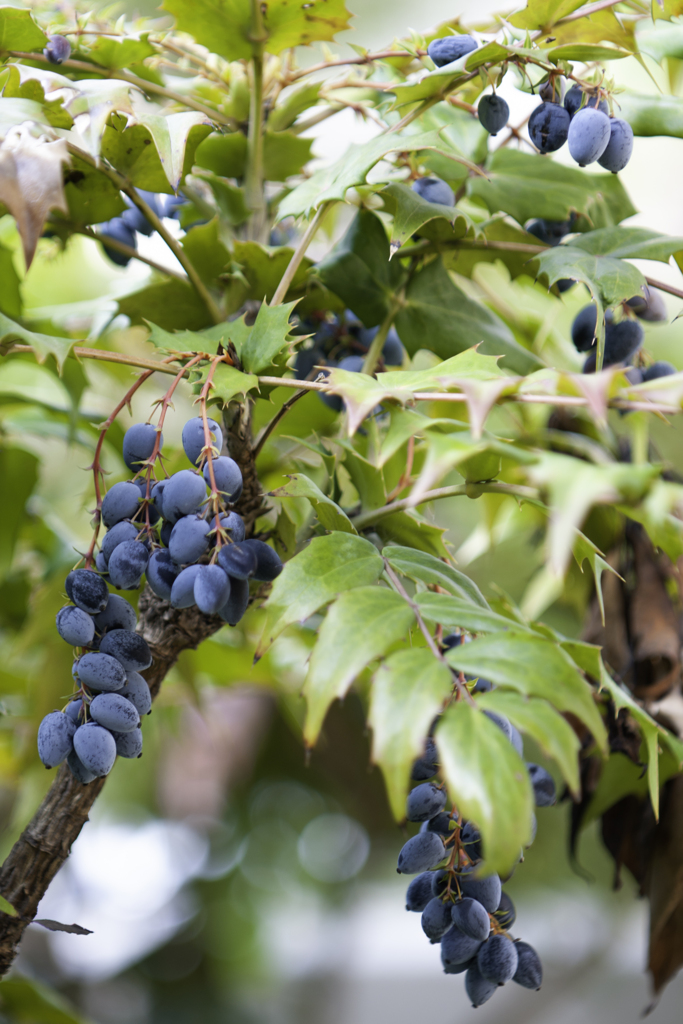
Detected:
[
  {"left": 270, "top": 203, "right": 329, "bottom": 307},
  {"left": 76, "top": 228, "right": 187, "bottom": 281},
  {"left": 253, "top": 387, "right": 309, "bottom": 457},
  {"left": 287, "top": 49, "right": 424, "bottom": 83}
]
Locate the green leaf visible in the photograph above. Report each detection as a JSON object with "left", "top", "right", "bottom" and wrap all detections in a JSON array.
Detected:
[
  {"left": 162, "top": 0, "right": 352, "bottom": 61},
  {"left": 181, "top": 218, "right": 230, "bottom": 285},
  {"left": 380, "top": 182, "right": 470, "bottom": 254},
  {"left": 369, "top": 648, "right": 452, "bottom": 820},
  {"left": 263, "top": 130, "right": 313, "bottom": 181},
  {"left": 304, "top": 586, "right": 415, "bottom": 746},
  {"left": 378, "top": 409, "right": 452, "bottom": 467},
  {"left": 0, "top": 315, "right": 74, "bottom": 369},
  {"left": 394, "top": 257, "right": 542, "bottom": 376},
  {"left": 637, "top": 23, "right": 683, "bottom": 62},
  {"left": 374, "top": 510, "right": 449, "bottom": 559},
  {"left": 568, "top": 226, "right": 683, "bottom": 265},
  {"left": 201, "top": 174, "right": 250, "bottom": 226},
  {"left": 536, "top": 245, "right": 645, "bottom": 318},
  {"left": 476, "top": 691, "right": 581, "bottom": 797},
  {"left": 128, "top": 110, "right": 213, "bottom": 190},
  {"left": 0, "top": 976, "right": 90, "bottom": 1024},
  {"left": 383, "top": 544, "right": 489, "bottom": 607},
  {"left": 63, "top": 155, "right": 127, "bottom": 225},
  {"left": 509, "top": 0, "right": 585, "bottom": 30},
  {"left": 256, "top": 533, "right": 384, "bottom": 657},
  {"left": 118, "top": 280, "right": 213, "bottom": 331},
  {"left": 0, "top": 240, "right": 21, "bottom": 317},
  {"left": 446, "top": 632, "right": 608, "bottom": 750},
  {"left": 209, "top": 363, "right": 258, "bottom": 404},
  {"left": 389, "top": 64, "right": 472, "bottom": 110},
  {"left": 435, "top": 702, "right": 534, "bottom": 876},
  {"left": 548, "top": 43, "right": 631, "bottom": 61},
  {"left": 0, "top": 8, "right": 47, "bottom": 52},
  {"left": 0, "top": 446, "right": 38, "bottom": 581},
  {"left": 268, "top": 82, "right": 321, "bottom": 132},
  {"left": 145, "top": 321, "right": 234, "bottom": 354},
  {"left": 416, "top": 592, "right": 533, "bottom": 634},
  {"left": 468, "top": 149, "right": 637, "bottom": 228},
  {"left": 315, "top": 210, "right": 404, "bottom": 328},
  {"left": 0, "top": 97, "right": 50, "bottom": 137},
  {"left": 86, "top": 34, "right": 156, "bottom": 69},
  {"left": 231, "top": 240, "right": 311, "bottom": 304},
  {"left": 0, "top": 360, "right": 72, "bottom": 410},
  {"left": 234, "top": 300, "right": 298, "bottom": 374},
  {"left": 194, "top": 132, "right": 248, "bottom": 178},
  {"left": 271, "top": 473, "right": 357, "bottom": 533}
]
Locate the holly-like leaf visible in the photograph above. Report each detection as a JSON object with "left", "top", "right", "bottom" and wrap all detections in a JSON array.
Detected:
[
  {"left": 102, "top": 109, "right": 213, "bottom": 191},
  {"left": 304, "top": 586, "right": 416, "bottom": 746},
  {"left": 86, "top": 33, "right": 156, "bottom": 69},
  {"left": 476, "top": 691, "right": 581, "bottom": 796},
  {"left": 394, "top": 257, "right": 542, "bottom": 375},
  {"left": 271, "top": 473, "right": 356, "bottom": 534},
  {"left": 231, "top": 300, "right": 298, "bottom": 374},
  {"left": 263, "top": 130, "right": 313, "bottom": 181},
  {"left": 0, "top": 133, "right": 69, "bottom": 268},
  {"left": 268, "top": 82, "right": 321, "bottom": 132},
  {"left": 208, "top": 363, "right": 258, "bottom": 404},
  {"left": 446, "top": 632, "right": 608, "bottom": 749},
  {"left": 568, "top": 226, "right": 683, "bottom": 265},
  {"left": 162, "top": 0, "right": 352, "bottom": 61},
  {"left": 509, "top": 0, "right": 585, "bottom": 30},
  {"left": 231, "top": 240, "right": 312, "bottom": 304},
  {"left": 118, "top": 280, "right": 213, "bottom": 331},
  {"left": 548, "top": 43, "right": 631, "bottom": 61},
  {"left": 369, "top": 648, "right": 452, "bottom": 820},
  {"left": 374, "top": 511, "right": 449, "bottom": 559},
  {"left": 417, "top": 591, "right": 534, "bottom": 635},
  {"left": 380, "top": 181, "right": 470, "bottom": 255},
  {"left": 256, "top": 533, "right": 384, "bottom": 658},
  {"left": 383, "top": 544, "right": 489, "bottom": 607},
  {"left": 0, "top": 313, "right": 74, "bottom": 369},
  {"left": 195, "top": 132, "right": 247, "bottom": 178},
  {"left": 65, "top": 80, "right": 138, "bottom": 157},
  {"left": 436, "top": 702, "right": 534, "bottom": 876},
  {"left": 619, "top": 92, "right": 683, "bottom": 139},
  {"left": 62, "top": 155, "right": 127, "bottom": 225},
  {"left": 0, "top": 8, "right": 47, "bottom": 52}
]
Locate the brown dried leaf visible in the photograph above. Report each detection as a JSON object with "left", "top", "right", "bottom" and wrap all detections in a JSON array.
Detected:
[
  {"left": 630, "top": 530, "right": 680, "bottom": 700},
  {"left": 0, "top": 130, "right": 69, "bottom": 268},
  {"left": 33, "top": 918, "right": 93, "bottom": 935}
]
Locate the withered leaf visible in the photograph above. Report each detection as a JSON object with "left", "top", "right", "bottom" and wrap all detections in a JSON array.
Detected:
[
  {"left": 33, "top": 918, "right": 93, "bottom": 935},
  {"left": 0, "top": 129, "right": 69, "bottom": 268}
]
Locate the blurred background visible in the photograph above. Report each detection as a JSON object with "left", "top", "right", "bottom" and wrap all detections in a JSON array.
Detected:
[{"left": 2, "top": 0, "right": 683, "bottom": 1022}]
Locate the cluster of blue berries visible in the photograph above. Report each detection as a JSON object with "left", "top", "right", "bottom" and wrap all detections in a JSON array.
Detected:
[
  {"left": 397, "top": 636, "right": 552, "bottom": 1006},
  {"left": 569, "top": 291, "right": 674, "bottom": 376},
  {"left": 529, "top": 83, "right": 633, "bottom": 172},
  {"left": 98, "top": 191, "right": 190, "bottom": 268}
]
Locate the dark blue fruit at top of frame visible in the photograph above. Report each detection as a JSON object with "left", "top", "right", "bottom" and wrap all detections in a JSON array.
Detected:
[
  {"left": 478, "top": 94, "right": 509, "bottom": 136},
  {"left": 101, "top": 520, "right": 139, "bottom": 564},
  {"left": 411, "top": 177, "right": 455, "bottom": 207},
  {"left": 405, "top": 872, "right": 434, "bottom": 912},
  {"left": 217, "top": 542, "right": 258, "bottom": 580},
  {"left": 169, "top": 515, "right": 211, "bottom": 565},
  {"left": 406, "top": 782, "right": 447, "bottom": 822},
  {"left": 194, "top": 564, "right": 231, "bottom": 615},
  {"left": 244, "top": 540, "right": 283, "bottom": 582},
  {"left": 218, "top": 511, "right": 246, "bottom": 543},
  {"left": 465, "top": 962, "right": 498, "bottom": 1007},
  {"left": 478, "top": 933, "right": 519, "bottom": 985},
  {"left": 146, "top": 548, "right": 181, "bottom": 601},
  {"left": 182, "top": 416, "right": 223, "bottom": 466},
  {"left": 99, "top": 218, "right": 137, "bottom": 267},
  {"left": 170, "top": 564, "right": 202, "bottom": 608},
  {"left": 411, "top": 737, "right": 439, "bottom": 781},
  {"left": 56, "top": 606, "right": 95, "bottom": 647},
  {"left": 452, "top": 897, "right": 490, "bottom": 942},
  {"left": 120, "top": 671, "right": 152, "bottom": 716},
  {"left": 627, "top": 287, "right": 667, "bottom": 323},
  {"left": 493, "top": 891, "right": 516, "bottom": 929},
  {"left": 122, "top": 422, "right": 161, "bottom": 470},
  {"left": 100, "top": 629, "right": 152, "bottom": 672},
  {"left": 643, "top": 361, "right": 676, "bottom": 381},
  {"left": 162, "top": 470, "right": 207, "bottom": 524},
  {"left": 421, "top": 813, "right": 453, "bottom": 837},
  {"left": 75, "top": 652, "right": 126, "bottom": 692},
  {"left": 121, "top": 192, "right": 163, "bottom": 236},
  {"left": 527, "top": 763, "right": 556, "bottom": 807},
  {"left": 218, "top": 575, "right": 249, "bottom": 626},
  {"left": 564, "top": 86, "right": 609, "bottom": 118},
  {"left": 427, "top": 35, "right": 478, "bottom": 67},
  {"left": 204, "top": 456, "right": 243, "bottom": 501},
  {"left": 528, "top": 102, "right": 570, "bottom": 154},
  {"left": 67, "top": 748, "right": 96, "bottom": 784},
  {"left": 73, "top": 724, "right": 117, "bottom": 777},
  {"left": 90, "top": 692, "right": 140, "bottom": 733},
  {"left": 44, "top": 34, "right": 71, "bottom": 64},
  {"left": 597, "top": 118, "right": 633, "bottom": 173},
  {"left": 513, "top": 940, "right": 543, "bottom": 989},
  {"left": 107, "top": 541, "right": 149, "bottom": 590},
  {"left": 397, "top": 832, "right": 446, "bottom": 874},
  {"left": 567, "top": 106, "right": 611, "bottom": 166},
  {"left": 94, "top": 593, "right": 137, "bottom": 634},
  {"left": 440, "top": 925, "right": 483, "bottom": 971},
  {"left": 38, "top": 712, "right": 76, "bottom": 768},
  {"left": 459, "top": 871, "right": 501, "bottom": 913},
  {"left": 112, "top": 728, "right": 143, "bottom": 758},
  {"left": 422, "top": 897, "right": 454, "bottom": 943},
  {"left": 67, "top": 569, "right": 109, "bottom": 615},
  {"left": 64, "top": 699, "right": 83, "bottom": 725},
  {"left": 101, "top": 481, "right": 141, "bottom": 529}
]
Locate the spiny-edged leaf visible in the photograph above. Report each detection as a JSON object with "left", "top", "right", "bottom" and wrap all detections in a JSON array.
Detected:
[
  {"left": 442, "top": 219, "right": 545, "bottom": 281},
  {"left": 436, "top": 702, "right": 534, "bottom": 876},
  {"left": 446, "top": 632, "right": 607, "bottom": 749},
  {"left": 256, "top": 533, "right": 384, "bottom": 658},
  {"left": 86, "top": 33, "right": 156, "bottom": 69},
  {"left": 145, "top": 321, "right": 235, "bottom": 354},
  {"left": 336, "top": 440, "right": 386, "bottom": 511},
  {"left": 380, "top": 348, "right": 507, "bottom": 391},
  {"left": 304, "top": 586, "right": 415, "bottom": 746},
  {"left": 182, "top": 218, "right": 230, "bottom": 285},
  {"left": 271, "top": 473, "right": 356, "bottom": 533},
  {"left": 394, "top": 257, "right": 542, "bottom": 376},
  {"left": 380, "top": 182, "right": 470, "bottom": 254},
  {"left": 62, "top": 154, "right": 127, "bottom": 225},
  {"left": 573, "top": 530, "right": 619, "bottom": 626},
  {"left": 207, "top": 363, "right": 258, "bottom": 404},
  {"left": 568, "top": 226, "right": 683, "bottom": 265},
  {"left": 468, "top": 148, "right": 636, "bottom": 229},
  {"left": 232, "top": 300, "right": 298, "bottom": 374},
  {"left": 268, "top": 82, "right": 321, "bottom": 132},
  {"left": 315, "top": 210, "right": 404, "bottom": 328},
  {"left": 195, "top": 132, "right": 247, "bottom": 178},
  {"left": 0, "top": 97, "right": 49, "bottom": 138},
  {"left": 107, "top": 107, "right": 213, "bottom": 191},
  {"left": 231, "top": 240, "right": 312, "bottom": 304},
  {"left": 0, "top": 314, "right": 74, "bottom": 369},
  {"left": 411, "top": 430, "right": 537, "bottom": 499},
  {"left": 65, "top": 80, "right": 138, "bottom": 157},
  {"left": 0, "top": 135, "right": 69, "bottom": 269},
  {"left": 476, "top": 691, "right": 581, "bottom": 796},
  {"left": 369, "top": 648, "right": 452, "bottom": 820},
  {"left": 374, "top": 510, "right": 449, "bottom": 559},
  {"left": 163, "top": 0, "right": 352, "bottom": 61},
  {"left": 0, "top": 976, "right": 88, "bottom": 1024},
  {"left": 384, "top": 544, "right": 489, "bottom": 608},
  {"left": 417, "top": 592, "right": 533, "bottom": 634},
  {"left": 200, "top": 174, "right": 250, "bottom": 226},
  {"left": 509, "top": 0, "right": 585, "bottom": 30},
  {"left": 277, "top": 130, "right": 451, "bottom": 220},
  {"left": 389, "top": 61, "right": 474, "bottom": 109},
  {"left": 263, "top": 130, "right": 313, "bottom": 181},
  {"left": 118, "top": 280, "right": 213, "bottom": 331},
  {"left": 0, "top": 8, "right": 47, "bottom": 51},
  {"left": 323, "top": 368, "right": 395, "bottom": 436},
  {"left": 619, "top": 92, "right": 683, "bottom": 139}
]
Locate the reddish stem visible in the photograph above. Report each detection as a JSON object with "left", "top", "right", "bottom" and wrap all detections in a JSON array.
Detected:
[{"left": 198, "top": 356, "right": 227, "bottom": 549}]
